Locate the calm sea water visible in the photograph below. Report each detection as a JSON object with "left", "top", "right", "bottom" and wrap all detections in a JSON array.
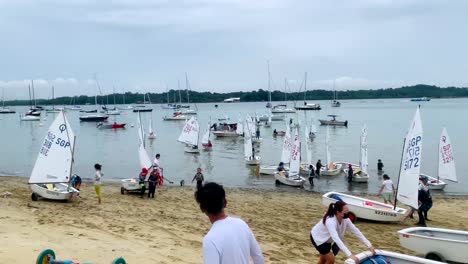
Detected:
[{"left": 0, "top": 98, "right": 466, "bottom": 195}]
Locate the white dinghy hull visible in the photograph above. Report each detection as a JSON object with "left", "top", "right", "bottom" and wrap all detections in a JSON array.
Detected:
[
  {"left": 420, "top": 174, "right": 447, "bottom": 190},
  {"left": 212, "top": 131, "right": 239, "bottom": 137},
  {"left": 274, "top": 173, "right": 305, "bottom": 187},
  {"left": 31, "top": 183, "right": 78, "bottom": 201},
  {"left": 121, "top": 178, "right": 146, "bottom": 194},
  {"left": 398, "top": 227, "right": 468, "bottom": 263},
  {"left": 322, "top": 191, "right": 407, "bottom": 223},
  {"left": 245, "top": 156, "right": 261, "bottom": 165},
  {"left": 184, "top": 147, "right": 200, "bottom": 154},
  {"left": 345, "top": 249, "right": 444, "bottom": 264},
  {"left": 320, "top": 163, "right": 343, "bottom": 176},
  {"left": 259, "top": 165, "right": 289, "bottom": 175}
]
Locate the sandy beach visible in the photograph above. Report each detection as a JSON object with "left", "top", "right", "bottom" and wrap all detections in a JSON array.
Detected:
[{"left": 1, "top": 176, "right": 467, "bottom": 263}]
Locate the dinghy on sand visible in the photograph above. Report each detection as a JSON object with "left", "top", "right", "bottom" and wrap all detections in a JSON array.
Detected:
[
  {"left": 274, "top": 127, "right": 305, "bottom": 187},
  {"left": 398, "top": 227, "right": 468, "bottom": 263},
  {"left": 29, "top": 111, "right": 79, "bottom": 201},
  {"left": 321, "top": 126, "right": 343, "bottom": 176},
  {"left": 322, "top": 191, "right": 407, "bottom": 223},
  {"left": 345, "top": 249, "right": 444, "bottom": 264}
]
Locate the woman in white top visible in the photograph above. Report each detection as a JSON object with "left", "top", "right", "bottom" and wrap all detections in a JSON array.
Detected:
[{"left": 310, "top": 201, "right": 375, "bottom": 263}]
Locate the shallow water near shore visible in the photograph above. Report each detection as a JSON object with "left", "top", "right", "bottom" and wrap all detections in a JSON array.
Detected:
[{"left": 0, "top": 98, "right": 466, "bottom": 195}]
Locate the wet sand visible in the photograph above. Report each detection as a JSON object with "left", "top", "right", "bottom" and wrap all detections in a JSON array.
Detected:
[{"left": 1, "top": 176, "right": 467, "bottom": 263}]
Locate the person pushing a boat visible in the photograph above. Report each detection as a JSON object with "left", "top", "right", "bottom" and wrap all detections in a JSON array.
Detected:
[
  {"left": 195, "top": 182, "right": 264, "bottom": 264},
  {"left": 310, "top": 201, "right": 375, "bottom": 263}
]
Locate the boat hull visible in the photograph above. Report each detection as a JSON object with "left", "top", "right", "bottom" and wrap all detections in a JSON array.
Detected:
[
  {"left": 30, "top": 183, "right": 78, "bottom": 201},
  {"left": 121, "top": 178, "right": 145, "bottom": 192},
  {"left": 274, "top": 173, "right": 305, "bottom": 187},
  {"left": 245, "top": 156, "right": 261, "bottom": 165},
  {"left": 212, "top": 131, "right": 239, "bottom": 137},
  {"left": 21, "top": 115, "right": 41, "bottom": 121},
  {"left": 319, "top": 119, "right": 348, "bottom": 126},
  {"left": 260, "top": 165, "right": 289, "bottom": 175},
  {"left": 345, "top": 249, "right": 444, "bottom": 264},
  {"left": 184, "top": 147, "right": 200, "bottom": 154},
  {"left": 322, "top": 191, "right": 407, "bottom": 222},
  {"left": 420, "top": 174, "right": 447, "bottom": 190},
  {"left": 79, "top": 116, "right": 109, "bottom": 122},
  {"left": 398, "top": 227, "right": 468, "bottom": 263},
  {"left": 163, "top": 116, "right": 187, "bottom": 121},
  {"left": 320, "top": 163, "right": 343, "bottom": 176}
]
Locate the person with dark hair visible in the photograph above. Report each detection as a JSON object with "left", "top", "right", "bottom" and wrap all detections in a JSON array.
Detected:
[
  {"left": 377, "top": 159, "right": 384, "bottom": 172},
  {"left": 310, "top": 201, "right": 375, "bottom": 263},
  {"left": 192, "top": 167, "right": 205, "bottom": 189},
  {"left": 308, "top": 165, "right": 315, "bottom": 186},
  {"left": 195, "top": 182, "right": 264, "bottom": 264},
  {"left": 316, "top": 160, "right": 323, "bottom": 178},
  {"left": 147, "top": 166, "right": 158, "bottom": 198},
  {"left": 378, "top": 174, "right": 395, "bottom": 205},
  {"left": 416, "top": 176, "right": 432, "bottom": 226},
  {"left": 347, "top": 164, "right": 353, "bottom": 183},
  {"left": 94, "top": 163, "right": 103, "bottom": 204},
  {"left": 138, "top": 168, "right": 148, "bottom": 198}
]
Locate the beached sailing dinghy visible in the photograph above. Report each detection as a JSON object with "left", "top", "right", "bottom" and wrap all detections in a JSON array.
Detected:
[
  {"left": 322, "top": 191, "right": 407, "bottom": 223},
  {"left": 321, "top": 126, "right": 342, "bottom": 176},
  {"left": 259, "top": 123, "right": 292, "bottom": 175},
  {"left": 398, "top": 227, "right": 468, "bottom": 263},
  {"left": 420, "top": 128, "right": 457, "bottom": 190},
  {"left": 178, "top": 116, "right": 201, "bottom": 154},
  {"left": 343, "top": 124, "right": 370, "bottom": 183},
  {"left": 345, "top": 249, "right": 444, "bottom": 264},
  {"left": 274, "top": 127, "right": 305, "bottom": 187},
  {"left": 29, "top": 111, "right": 79, "bottom": 201},
  {"left": 121, "top": 112, "right": 152, "bottom": 194}
]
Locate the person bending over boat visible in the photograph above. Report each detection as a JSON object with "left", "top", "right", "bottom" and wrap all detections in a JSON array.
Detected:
[
  {"left": 310, "top": 201, "right": 375, "bottom": 263},
  {"left": 195, "top": 182, "right": 264, "bottom": 264}
]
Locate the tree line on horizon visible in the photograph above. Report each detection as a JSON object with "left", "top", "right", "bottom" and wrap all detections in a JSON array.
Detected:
[{"left": 3, "top": 84, "right": 468, "bottom": 106}]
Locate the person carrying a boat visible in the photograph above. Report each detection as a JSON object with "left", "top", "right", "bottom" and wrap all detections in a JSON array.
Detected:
[
  {"left": 378, "top": 174, "right": 395, "bottom": 205},
  {"left": 195, "top": 182, "right": 264, "bottom": 264},
  {"left": 139, "top": 168, "right": 148, "bottom": 198},
  {"left": 310, "top": 200, "right": 375, "bottom": 263}
]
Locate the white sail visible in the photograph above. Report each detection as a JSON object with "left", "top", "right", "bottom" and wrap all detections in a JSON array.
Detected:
[
  {"left": 439, "top": 128, "right": 457, "bottom": 182},
  {"left": 360, "top": 124, "right": 369, "bottom": 174},
  {"left": 29, "top": 111, "right": 75, "bottom": 184},
  {"left": 397, "top": 108, "right": 423, "bottom": 209},
  {"left": 311, "top": 123, "right": 317, "bottom": 133},
  {"left": 138, "top": 114, "right": 152, "bottom": 169},
  {"left": 326, "top": 126, "right": 331, "bottom": 166},
  {"left": 268, "top": 110, "right": 272, "bottom": 124},
  {"left": 202, "top": 123, "right": 210, "bottom": 145},
  {"left": 178, "top": 116, "right": 199, "bottom": 146},
  {"left": 148, "top": 116, "right": 154, "bottom": 135},
  {"left": 236, "top": 116, "right": 244, "bottom": 135},
  {"left": 246, "top": 114, "right": 256, "bottom": 136},
  {"left": 305, "top": 126, "right": 312, "bottom": 165},
  {"left": 243, "top": 122, "right": 253, "bottom": 158},
  {"left": 281, "top": 123, "right": 292, "bottom": 163},
  {"left": 289, "top": 127, "right": 301, "bottom": 176}
]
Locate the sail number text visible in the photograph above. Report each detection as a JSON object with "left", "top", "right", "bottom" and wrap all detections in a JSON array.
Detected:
[
  {"left": 441, "top": 144, "right": 454, "bottom": 164},
  {"left": 404, "top": 136, "right": 421, "bottom": 170}
]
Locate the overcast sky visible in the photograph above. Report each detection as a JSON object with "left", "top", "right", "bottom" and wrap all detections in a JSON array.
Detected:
[{"left": 1, "top": 0, "right": 468, "bottom": 99}]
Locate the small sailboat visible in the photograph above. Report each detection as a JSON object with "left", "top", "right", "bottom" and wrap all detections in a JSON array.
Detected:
[
  {"left": 121, "top": 112, "right": 152, "bottom": 194},
  {"left": 132, "top": 93, "right": 153, "bottom": 112},
  {"left": 320, "top": 126, "right": 343, "bottom": 176},
  {"left": 244, "top": 120, "right": 260, "bottom": 165},
  {"left": 29, "top": 111, "right": 79, "bottom": 201},
  {"left": 178, "top": 116, "right": 200, "bottom": 154},
  {"left": 266, "top": 62, "right": 272, "bottom": 108},
  {"left": 202, "top": 120, "right": 213, "bottom": 150},
  {"left": 260, "top": 123, "right": 291, "bottom": 175},
  {"left": 331, "top": 80, "right": 341, "bottom": 107},
  {"left": 148, "top": 113, "right": 156, "bottom": 139},
  {"left": 421, "top": 128, "right": 456, "bottom": 190},
  {"left": 299, "top": 125, "right": 316, "bottom": 175},
  {"left": 343, "top": 124, "right": 370, "bottom": 183},
  {"left": 395, "top": 107, "right": 423, "bottom": 210},
  {"left": 274, "top": 127, "right": 305, "bottom": 186},
  {"left": 0, "top": 88, "right": 15, "bottom": 114}
]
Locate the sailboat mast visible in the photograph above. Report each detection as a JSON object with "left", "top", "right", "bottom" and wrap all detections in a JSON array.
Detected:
[
  {"left": 2, "top": 88, "right": 5, "bottom": 108},
  {"left": 304, "top": 72, "right": 308, "bottom": 101},
  {"left": 267, "top": 61, "right": 271, "bottom": 103},
  {"left": 185, "top": 72, "right": 190, "bottom": 104},
  {"left": 139, "top": 111, "right": 145, "bottom": 148},
  {"left": 32, "top": 80, "right": 36, "bottom": 107},
  {"left": 178, "top": 80, "right": 182, "bottom": 104},
  {"left": 393, "top": 137, "right": 407, "bottom": 210}
]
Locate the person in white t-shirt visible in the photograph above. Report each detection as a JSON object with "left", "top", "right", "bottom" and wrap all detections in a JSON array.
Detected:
[
  {"left": 310, "top": 200, "right": 376, "bottom": 263},
  {"left": 94, "top": 163, "right": 103, "bottom": 204},
  {"left": 378, "top": 174, "right": 396, "bottom": 205},
  {"left": 195, "top": 182, "right": 264, "bottom": 264}
]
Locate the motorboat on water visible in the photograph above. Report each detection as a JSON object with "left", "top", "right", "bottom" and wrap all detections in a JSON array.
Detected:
[
  {"left": 398, "top": 227, "right": 468, "bottom": 263},
  {"left": 79, "top": 114, "right": 109, "bottom": 122},
  {"left": 97, "top": 122, "right": 126, "bottom": 129},
  {"left": 331, "top": 100, "right": 341, "bottom": 107},
  {"left": 411, "top": 97, "right": 431, "bottom": 102},
  {"left": 322, "top": 192, "right": 407, "bottom": 223},
  {"left": 295, "top": 102, "right": 321, "bottom": 110},
  {"left": 345, "top": 249, "right": 444, "bottom": 264},
  {"left": 271, "top": 104, "right": 296, "bottom": 113},
  {"left": 0, "top": 107, "right": 15, "bottom": 114},
  {"left": 211, "top": 122, "right": 239, "bottom": 137},
  {"left": 163, "top": 113, "right": 187, "bottom": 121},
  {"left": 319, "top": 115, "right": 348, "bottom": 126},
  {"left": 133, "top": 105, "right": 153, "bottom": 112}
]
